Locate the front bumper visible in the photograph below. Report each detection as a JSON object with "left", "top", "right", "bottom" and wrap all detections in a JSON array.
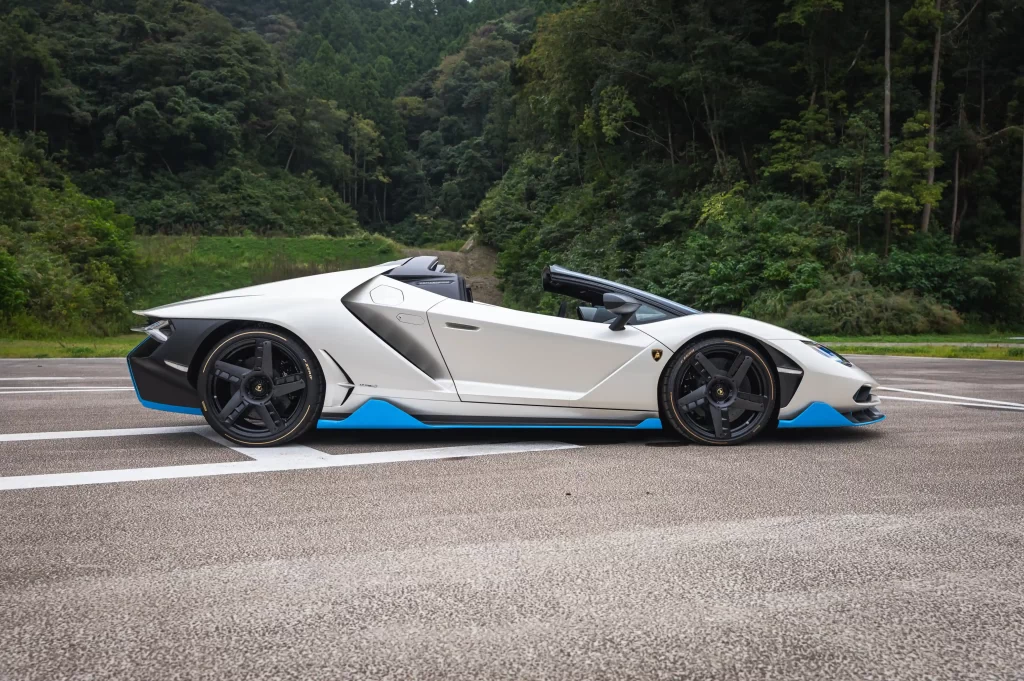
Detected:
[
  {"left": 127, "top": 318, "right": 231, "bottom": 415},
  {"left": 128, "top": 337, "right": 203, "bottom": 414},
  {"left": 769, "top": 339, "right": 883, "bottom": 424}
]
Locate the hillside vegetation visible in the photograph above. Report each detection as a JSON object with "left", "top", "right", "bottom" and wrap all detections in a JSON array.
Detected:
[
  {"left": 134, "top": 234, "right": 403, "bottom": 310},
  {"left": 1, "top": 0, "right": 1023, "bottom": 339}
]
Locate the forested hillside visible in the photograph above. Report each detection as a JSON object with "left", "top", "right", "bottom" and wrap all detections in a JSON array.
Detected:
[{"left": 1, "top": 0, "right": 1023, "bottom": 337}]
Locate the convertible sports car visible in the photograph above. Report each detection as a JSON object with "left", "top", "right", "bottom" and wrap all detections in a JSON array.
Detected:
[{"left": 127, "top": 256, "right": 884, "bottom": 447}]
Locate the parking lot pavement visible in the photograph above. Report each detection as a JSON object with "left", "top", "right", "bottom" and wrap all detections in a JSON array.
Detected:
[{"left": 0, "top": 355, "right": 1022, "bottom": 680}]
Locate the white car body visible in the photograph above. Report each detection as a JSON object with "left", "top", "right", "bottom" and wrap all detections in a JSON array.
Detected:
[{"left": 131, "top": 257, "right": 883, "bottom": 434}]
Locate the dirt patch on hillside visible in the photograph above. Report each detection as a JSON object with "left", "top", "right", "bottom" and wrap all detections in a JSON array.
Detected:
[{"left": 401, "top": 238, "right": 502, "bottom": 305}]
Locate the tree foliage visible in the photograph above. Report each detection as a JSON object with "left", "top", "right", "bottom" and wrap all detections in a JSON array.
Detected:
[
  {"left": 2, "top": 0, "right": 1023, "bottom": 335},
  {"left": 0, "top": 133, "right": 138, "bottom": 334}
]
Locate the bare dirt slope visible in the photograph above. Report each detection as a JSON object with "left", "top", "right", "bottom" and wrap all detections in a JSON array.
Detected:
[{"left": 401, "top": 238, "right": 502, "bottom": 304}]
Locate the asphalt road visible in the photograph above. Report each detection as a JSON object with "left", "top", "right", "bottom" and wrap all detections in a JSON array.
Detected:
[{"left": 1, "top": 356, "right": 1022, "bottom": 680}]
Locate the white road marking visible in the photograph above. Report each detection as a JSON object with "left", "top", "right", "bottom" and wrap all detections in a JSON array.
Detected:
[
  {"left": 881, "top": 395, "right": 1024, "bottom": 412},
  {"left": 878, "top": 386, "right": 1024, "bottom": 408},
  {"left": 0, "top": 388, "right": 136, "bottom": 395},
  {"left": 0, "top": 386, "right": 135, "bottom": 391},
  {"left": 0, "top": 425, "right": 208, "bottom": 442},
  {"left": 195, "top": 429, "right": 327, "bottom": 461},
  {"left": 0, "top": 377, "right": 132, "bottom": 381},
  {"left": 0, "top": 441, "right": 581, "bottom": 490}
]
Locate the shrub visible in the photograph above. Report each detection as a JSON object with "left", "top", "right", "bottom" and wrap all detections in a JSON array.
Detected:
[
  {"left": 0, "top": 133, "right": 140, "bottom": 336},
  {"left": 0, "top": 250, "right": 27, "bottom": 317},
  {"left": 781, "top": 285, "right": 963, "bottom": 336}
]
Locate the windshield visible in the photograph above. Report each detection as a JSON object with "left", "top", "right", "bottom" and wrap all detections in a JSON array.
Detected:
[{"left": 544, "top": 265, "right": 700, "bottom": 317}]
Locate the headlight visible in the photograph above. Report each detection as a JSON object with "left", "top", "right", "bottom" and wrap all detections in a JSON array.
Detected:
[
  {"left": 131, "top": 319, "right": 172, "bottom": 343},
  {"left": 802, "top": 340, "right": 852, "bottom": 367}
]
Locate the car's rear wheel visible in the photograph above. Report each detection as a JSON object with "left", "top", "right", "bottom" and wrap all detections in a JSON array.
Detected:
[
  {"left": 659, "top": 337, "right": 777, "bottom": 445},
  {"left": 198, "top": 329, "right": 322, "bottom": 447}
]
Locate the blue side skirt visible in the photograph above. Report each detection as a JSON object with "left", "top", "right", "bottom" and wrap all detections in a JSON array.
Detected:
[
  {"left": 317, "top": 399, "right": 664, "bottom": 431},
  {"left": 777, "top": 402, "right": 885, "bottom": 429}
]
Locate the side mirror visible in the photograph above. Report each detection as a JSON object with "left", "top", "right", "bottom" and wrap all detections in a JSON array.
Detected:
[{"left": 603, "top": 292, "right": 641, "bottom": 331}]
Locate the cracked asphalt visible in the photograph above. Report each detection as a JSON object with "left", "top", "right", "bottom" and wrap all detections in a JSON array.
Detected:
[{"left": 0, "top": 355, "right": 1022, "bottom": 680}]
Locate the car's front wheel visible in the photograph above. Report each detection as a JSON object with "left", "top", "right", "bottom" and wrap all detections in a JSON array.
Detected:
[
  {"left": 659, "top": 337, "right": 777, "bottom": 445},
  {"left": 198, "top": 329, "right": 322, "bottom": 446}
]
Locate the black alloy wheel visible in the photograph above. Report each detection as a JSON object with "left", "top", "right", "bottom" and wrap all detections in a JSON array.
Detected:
[
  {"left": 659, "top": 337, "right": 777, "bottom": 445},
  {"left": 198, "top": 329, "right": 322, "bottom": 446}
]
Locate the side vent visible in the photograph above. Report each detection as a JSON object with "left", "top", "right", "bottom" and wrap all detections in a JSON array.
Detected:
[
  {"left": 853, "top": 385, "right": 874, "bottom": 403},
  {"left": 320, "top": 349, "right": 354, "bottom": 405}
]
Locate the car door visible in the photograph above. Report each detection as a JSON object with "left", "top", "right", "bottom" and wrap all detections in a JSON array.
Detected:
[{"left": 427, "top": 298, "right": 656, "bottom": 407}]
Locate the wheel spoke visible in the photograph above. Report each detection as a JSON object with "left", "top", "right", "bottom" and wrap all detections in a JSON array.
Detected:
[
  {"left": 214, "top": 361, "right": 250, "bottom": 383},
  {"left": 733, "top": 392, "right": 766, "bottom": 413},
  {"left": 694, "top": 352, "right": 722, "bottom": 378},
  {"left": 707, "top": 404, "right": 730, "bottom": 439},
  {"left": 273, "top": 374, "right": 305, "bottom": 396},
  {"left": 676, "top": 385, "right": 707, "bottom": 414},
  {"left": 253, "top": 340, "right": 273, "bottom": 374},
  {"left": 729, "top": 355, "right": 753, "bottom": 384},
  {"left": 255, "top": 402, "right": 283, "bottom": 434},
  {"left": 218, "top": 390, "right": 247, "bottom": 426}
]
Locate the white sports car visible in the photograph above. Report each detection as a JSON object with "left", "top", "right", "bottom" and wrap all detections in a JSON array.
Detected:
[{"left": 128, "top": 256, "right": 884, "bottom": 446}]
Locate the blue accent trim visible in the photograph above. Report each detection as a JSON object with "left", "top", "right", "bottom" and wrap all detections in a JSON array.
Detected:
[
  {"left": 777, "top": 401, "right": 885, "bottom": 429},
  {"left": 127, "top": 339, "right": 203, "bottom": 416},
  {"left": 317, "top": 399, "right": 663, "bottom": 431},
  {"left": 139, "top": 399, "right": 203, "bottom": 416}
]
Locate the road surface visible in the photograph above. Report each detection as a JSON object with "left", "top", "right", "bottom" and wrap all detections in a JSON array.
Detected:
[{"left": 1, "top": 355, "right": 1022, "bottom": 680}]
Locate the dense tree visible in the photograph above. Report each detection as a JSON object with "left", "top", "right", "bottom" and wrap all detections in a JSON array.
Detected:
[
  {"left": 1, "top": 0, "right": 1022, "bottom": 335},
  {"left": 0, "top": 132, "right": 138, "bottom": 334},
  {"left": 471, "top": 0, "right": 1024, "bottom": 330}
]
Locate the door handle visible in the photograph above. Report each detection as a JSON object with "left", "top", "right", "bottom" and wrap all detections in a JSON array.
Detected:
[{"left": 445, "top": 322, "right": 479, "bottom": 331}]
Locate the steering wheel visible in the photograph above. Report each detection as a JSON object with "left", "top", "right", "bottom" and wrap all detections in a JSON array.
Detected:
[{"left": 556, "top": 300, "right": 568, "bottom": 318}]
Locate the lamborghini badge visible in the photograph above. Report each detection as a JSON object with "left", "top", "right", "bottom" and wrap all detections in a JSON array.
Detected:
[{"left": 652, "top": 349, "right": 663, "bottom": 361}]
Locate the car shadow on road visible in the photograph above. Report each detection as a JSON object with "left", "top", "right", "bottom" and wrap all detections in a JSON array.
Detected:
[{"left": 302, "top": 425, "right": 885, "bottom": 449}]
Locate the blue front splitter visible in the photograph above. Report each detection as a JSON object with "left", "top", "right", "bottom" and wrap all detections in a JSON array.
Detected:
[{"left": 777, "top": 401, "right": 885, "bottom": 429}]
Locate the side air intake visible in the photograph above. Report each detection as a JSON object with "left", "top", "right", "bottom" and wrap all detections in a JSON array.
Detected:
[{"left": 320, "top": 349, "right": 354, "bottom": 405}]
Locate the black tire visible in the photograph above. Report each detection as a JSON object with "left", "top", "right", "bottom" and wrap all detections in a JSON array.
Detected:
[
  {"left": 198, "top": 329, "right": 322, "bottom": 447},
  {"left": 659, "top": 337, "right": 777, "bottom": 446}
]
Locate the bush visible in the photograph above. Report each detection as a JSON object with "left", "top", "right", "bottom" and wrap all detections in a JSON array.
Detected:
[
  {"left": 0, "top": 251, "right": 27, "bottom": 317},
  {"left": 0, "top": 133, "right": 140, "bottom": 336},
  {"left": 81, "top": 163, "right": 360, "bottom": 237},
  {"left": 781, "top": 284, "right": 963, "bottom": 336},
  {"left": 867, "top": 240, "right": 1024, "bottom": 325}
]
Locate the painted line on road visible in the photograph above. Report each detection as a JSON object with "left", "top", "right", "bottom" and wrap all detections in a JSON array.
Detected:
[
  {"left": 0, "top": 425, "right": 208, "bottom": 442},
  {"left": 0, "top": 377, "right": 133, "bottom": 381},
  {"left": 0, "top": 441, "right": 581, "bottom": 490},
  {"left": 880, "top": 396, "right": 1024, "bottom": 412},
  {"left": 0, "top": 388, "right": 136, "bottom": 395},
  {"left": 0, "top": 386, "right": 136, "bottom": 391},
  {"left": 878, "top": 386, "right": 1024, "bottom": 408}
]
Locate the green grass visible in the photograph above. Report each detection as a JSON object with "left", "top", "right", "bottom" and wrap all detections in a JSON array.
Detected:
[
  {"left": 832, "top": 344, "right": 1024, "bottom": 361},
  {"left": 817, "top": 333, "right": 1024, "bottom": 344},
  {"left": 134, "top": 234, "right": 403, "bottom": 309},
  {"left": 0, "top": 335, "right": 140, "bottom": 358}
]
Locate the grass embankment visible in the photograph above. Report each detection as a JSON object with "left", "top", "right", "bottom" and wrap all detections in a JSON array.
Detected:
[
  {"left": 0, "top": 335, "right": 141, "bottom": 359},
  {"left": 831, "top": 344, "right": 1024, "bottom": 361},
  {"left": 134, "top": 234, "right": 403, "bottom": 309},
  {"left": 818, "top": 333, "right": 1024, "bottom": 344},
  {"left": 824, "top": 333, "right": 1024, "bottom": 360},
  {"left": 0, "top": 235, "right": 404, "bottom": 358}
]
